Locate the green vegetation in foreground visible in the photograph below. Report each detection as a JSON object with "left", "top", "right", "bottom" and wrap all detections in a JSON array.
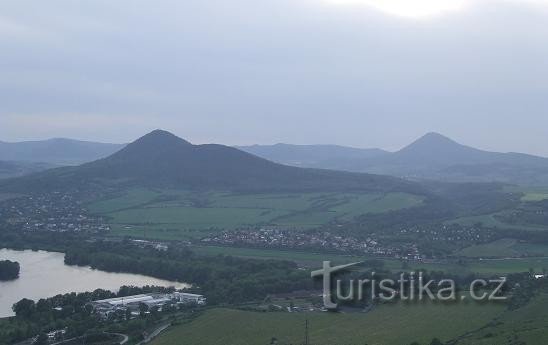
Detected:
[
  {"left": 89, "top": 189, "right": 424, "bottom": 239},
  {"left": 152, "top": 300, "right": 504, "bottom": 345},
  {"left": 456, "top": 293, "right": 548, "bottom": 345}
]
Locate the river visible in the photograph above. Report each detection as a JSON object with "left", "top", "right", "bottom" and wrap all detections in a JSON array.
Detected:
[{"left": 0, "top": 248, "right": 189, "bottom": 318}]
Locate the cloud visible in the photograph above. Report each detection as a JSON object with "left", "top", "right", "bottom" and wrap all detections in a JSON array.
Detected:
[
  {"left": 0, "top": 0, "right": 547, "bottom": 155},
  {"left": 322, "top": 0, "right": 548, "bottom": 18},
  {"left": 324, "top": 0, "right": 470, "bottom": 18}
]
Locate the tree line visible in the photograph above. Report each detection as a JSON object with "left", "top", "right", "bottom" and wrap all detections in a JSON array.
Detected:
[{"left": 64, "top": 241, "right": 312, "bottom": 305}]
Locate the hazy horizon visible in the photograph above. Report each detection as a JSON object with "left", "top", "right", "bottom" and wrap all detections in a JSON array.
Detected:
[
  {"left": 3, "top": 130, "right": 548, "bottom": 159},
  {"left": 1, "top": 0, "right": 548, "bottom": 155}
]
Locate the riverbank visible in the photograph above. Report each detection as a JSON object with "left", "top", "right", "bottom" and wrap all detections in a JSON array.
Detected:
[{"left": 0, "top": 248, "right": 188, "bottom": 318}]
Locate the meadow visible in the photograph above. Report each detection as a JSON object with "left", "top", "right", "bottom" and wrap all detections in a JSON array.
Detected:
[
  {"left": 192, "top": 245, "right": 548, "bottom": 275},
  {"left": 455, "top": 293, "right": 548, "bottom": 345},
  {"left": 88, "top": 189, "right": 424, "bottom": 240},
  {"left": 505, "top": 185, "right": 548, "bottom": 202},
  {"left": 446, "top": 185, "right": 548, "bottom": 232},
  {"left": 458, "top": 238, "right": 548, "bottom": 258},
  {"left": 151, "top": 299, "right": 504, "bottom": 345},
  {"left": 446, "top": 212, "right": 547, "bottom": 232}
]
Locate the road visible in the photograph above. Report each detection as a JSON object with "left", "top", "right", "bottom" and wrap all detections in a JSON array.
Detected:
[{"left": 136, "top": 323, "right": 171, "bottom": 345}]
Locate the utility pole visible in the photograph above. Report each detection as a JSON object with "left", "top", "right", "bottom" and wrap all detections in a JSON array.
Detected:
[{"left": 304, "top": 318, "right": 309, "bottom": 345}]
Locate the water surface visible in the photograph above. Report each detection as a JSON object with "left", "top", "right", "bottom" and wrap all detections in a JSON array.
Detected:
[{"left": 0, "top": 248, "right": 188, "bottom": 318}]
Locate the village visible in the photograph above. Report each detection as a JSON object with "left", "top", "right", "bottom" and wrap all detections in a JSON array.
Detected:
[
  {"left": 0, "top": 193, "right": 109, "bottom": 233},
  {"left": 201, "top": 228, "right": 423, "bottom": 259}
]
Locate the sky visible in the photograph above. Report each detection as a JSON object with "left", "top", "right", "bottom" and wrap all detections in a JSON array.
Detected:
[{"left": 1, "top": 0, "right": 548, "bottom": 155}]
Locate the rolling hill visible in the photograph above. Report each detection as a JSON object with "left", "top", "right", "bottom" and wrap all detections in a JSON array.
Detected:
[
  {"left": 0, "top": 161, "right": 57, "bottom": 179},
  {"left": 237, "top": 143, "right": 388, "bottom": 170},
  {"left": 0, "top": 138, "right": 124, "bottom": 165},
  {"left": 0, "top": 130, "right": 424, "bottom": 194},
  {"left": 240, "top": 133, "right": 548, "bottom": 185}
]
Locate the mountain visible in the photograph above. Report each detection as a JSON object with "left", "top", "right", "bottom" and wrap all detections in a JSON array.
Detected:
[
  {"left": 237, "top": 144, "right": 388, "bottom": 171},
  {"left": 0, "top": 138, "right": 125, "bottom": 165},
  {"left": 241, "top": 133, "right": 548, "bottom": 185},
  {"left": 1, "top": 130, "right": 423, "bottom": 194}
]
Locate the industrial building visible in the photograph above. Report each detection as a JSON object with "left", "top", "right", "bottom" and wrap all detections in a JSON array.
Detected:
[{"left": 90, "top": 292, "right": 206, "bottom": 319}]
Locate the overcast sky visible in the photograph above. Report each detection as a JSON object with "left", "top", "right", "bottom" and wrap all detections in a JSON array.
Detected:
[{"left": 1, "top": 0, "right": 547, "bottom": 155}]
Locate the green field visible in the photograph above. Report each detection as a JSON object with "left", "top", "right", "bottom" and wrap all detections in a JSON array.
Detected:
[
  {"left": 447, "top": 212, "right": 547, "bottom": 232},
  {"left": 456, "top": 293, "right": 548, "bottom": 345},
  {"left": 192, "top": 245, "right": 548, "bottom": 275},
  {"left": 446, "top": 186, "right": 548, "bottom": 232},
  {"left": 458, "top": 239, "right": 519, "bottom": 258},
  {"left": 505, "top": 185, "right": 548, "bottom": 202},
  {"left": 459, "top": 239, "right": 548, "bottom": 258},
  {"left": 152, "top": 300, "right": 504, "bottom": 345},
  {"left": 89, "top": 189, "right": 424, "bottom": 240}
]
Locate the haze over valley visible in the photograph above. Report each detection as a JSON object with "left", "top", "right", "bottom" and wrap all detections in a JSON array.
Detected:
[{"left": 2, "top": 0, "right": 548, "bottom": 343}]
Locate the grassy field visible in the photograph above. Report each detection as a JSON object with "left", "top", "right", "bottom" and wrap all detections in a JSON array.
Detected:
[
  {"left": 192, "top": 245, "right": 548, "bottom": 275},
  {"left": 455, "top": 293, "right": 548, "bottom": 345},
  {"left": 447, "top": 212, "right": 547, "bottom": 232},
  {"left": 505, "top": 185, "right": 548, "bottom": 202},
  {"left": 152, "top": 300, "right": 504, "bottom": 345},
  {"left": 459, "top": 239, "right": 548, "bottom": 258},
  {"left": 191, "top": 245, "right": 399, "bottom": 268},
  {"left": 89, "top": 189, "right": 424, "bottom": 240},
  {"left": 446, "top": 185, "right": 548, "bottom": 231},
  {"left": 458, "top": 238, "right": 519, "bottom": 258}
]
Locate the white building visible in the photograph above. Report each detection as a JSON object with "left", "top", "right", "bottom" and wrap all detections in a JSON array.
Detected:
[{"left": 90, "top": 292, "right": 206, "bottom": 319}]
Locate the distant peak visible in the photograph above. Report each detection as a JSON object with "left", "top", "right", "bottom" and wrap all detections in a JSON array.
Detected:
[
  {"left": 407, "top": 132, "right": 459, "bottom": 146},
  {"left": 136, "top": 130, "right": 192, "bottom": 145},
  {"left": 420, "top": 132, "right": 454, "bottom": 141},
  {"left": 397, "top": 132, "right": 465, "bottom": 154}
]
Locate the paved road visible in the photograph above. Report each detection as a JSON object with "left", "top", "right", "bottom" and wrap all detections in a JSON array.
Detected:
[
  {"left": 136, "top": 323, "right": 171, "bottom": 345},
  {"left": 106, "top": 332, "right": 129, "bottom": 345},
  {"left": 49, "top": 332, "right": 128, "bottom": 345}
]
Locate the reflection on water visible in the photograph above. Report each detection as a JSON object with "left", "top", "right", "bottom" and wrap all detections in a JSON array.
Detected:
[{"left": 0, "top": 248, "right": 189, "bottom": 318}]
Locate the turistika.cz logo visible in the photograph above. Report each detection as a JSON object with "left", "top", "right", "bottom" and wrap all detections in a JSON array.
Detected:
[{"left": 311, "top": 261, "right": 507, "bottom": 310}]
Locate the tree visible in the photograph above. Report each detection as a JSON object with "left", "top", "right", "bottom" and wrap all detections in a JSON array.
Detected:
[
  {"left": 36, "top": 299, "right": 50, "bottom": 313},
  {"left": 0, "top": 260, "right": 20, "bottom": 281},
  {"left": 430, "top": 338, "right": 443, "bottom": 345},
  {"left": 34, "top": 333, "right": 48, "bottom": 345},
  {"left": 13, "top": 299, "right": 36, "bottom": 318},
  {"left": 139, "top": 303, "right": 149, "bottom": 317}
]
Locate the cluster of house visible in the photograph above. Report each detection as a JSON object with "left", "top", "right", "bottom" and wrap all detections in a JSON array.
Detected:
[
  {"left": 89, "top": 292, "right": 206, "bottom": 319},
  {"left": 398, "top": 224, "right": 495, "bottom": 245},
  {"left": 1, "top": 193, "right": 109, "bottom": 233},
  {"left": 201, "top": 228, "right": 418, "bottom": 258}
]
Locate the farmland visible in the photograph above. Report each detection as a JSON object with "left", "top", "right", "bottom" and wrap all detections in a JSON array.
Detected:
[
  {"left": 446, "top": 212, "right": 547, "bottom": 231},
  {"left": 505, "top": 185, "right": 548, "bottom": 202},
  {"left": 88, "top": 189, "right": 424, "bottom": 240},
  {"left": 192, "top": 245, "right": 548, "bottom": 275},
  {"left": 151, "top": 299, "right": 504, "bottom": 345},
  {"left": 459, "top": 238, "right": 548, "bottom": 258},
  {"left": 455, "top": 293, "right": 548, "bottom": 345}
]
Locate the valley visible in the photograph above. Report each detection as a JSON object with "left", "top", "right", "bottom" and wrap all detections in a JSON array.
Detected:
[{"left": 1, "top": 130, "right": 548, "bottom": 345}]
